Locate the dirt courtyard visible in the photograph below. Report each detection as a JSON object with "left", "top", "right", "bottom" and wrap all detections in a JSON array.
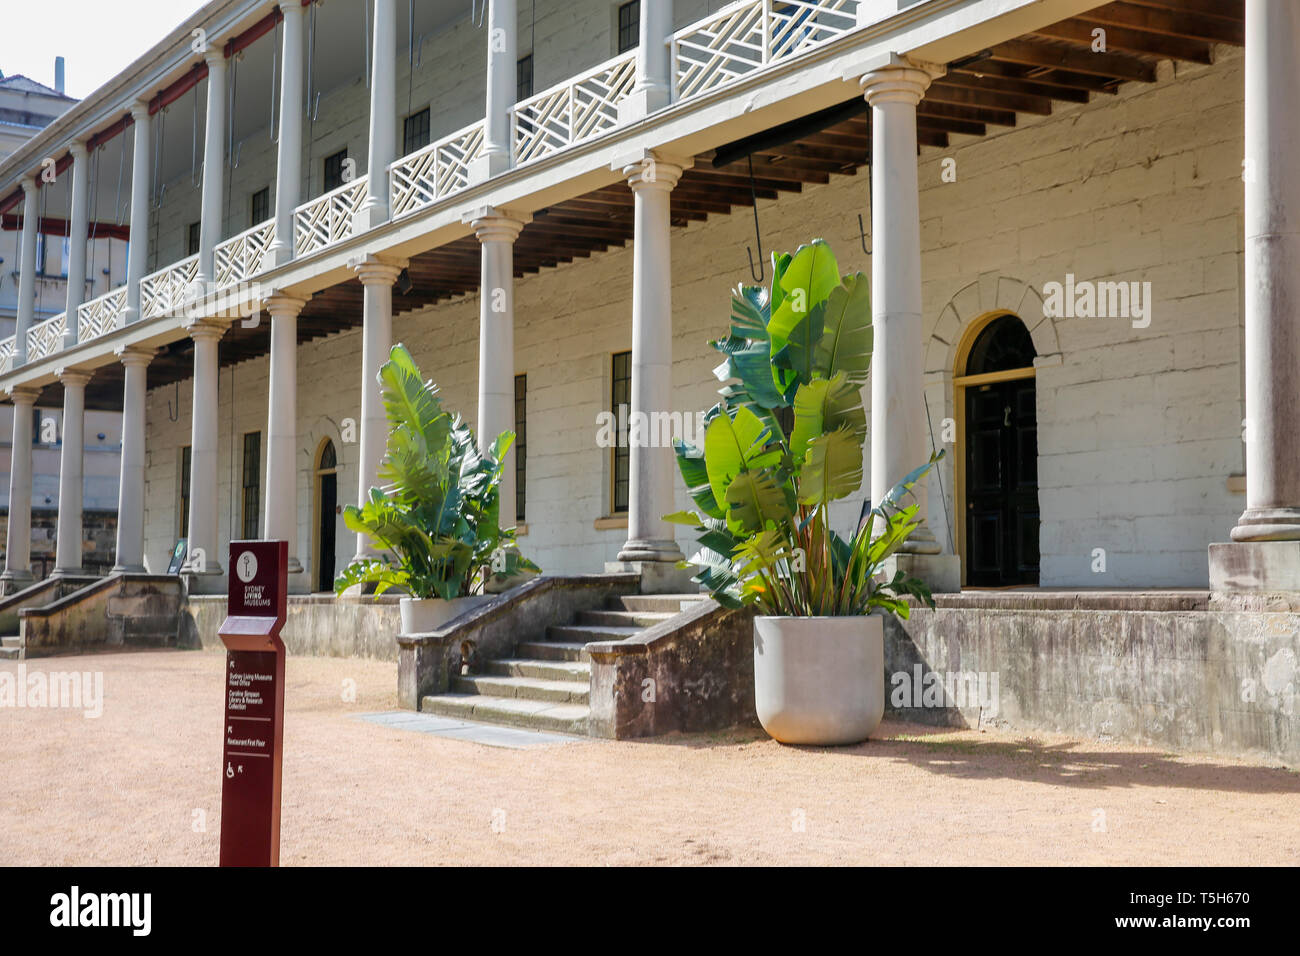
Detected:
[{"left": 1, "top": 649, "right": 1296, "bottom": 866}]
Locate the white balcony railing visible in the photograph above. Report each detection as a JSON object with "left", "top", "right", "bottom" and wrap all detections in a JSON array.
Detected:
[
  {"left": 294, "top": 176, "right": 368, "bottom": 258},
  {"left": 512, "top": 51, "right": 638, "bottom": 166},
  {"left": 672, "top": 0, "right": 859, "bottom": 101},
  {"left": 389, "top": 120, "right": 486, "bottom": 220},
  {"left": 140, "top": 254, "right": 200, "bottom": 320},
  {"left": 214, "top": 218, "right": 275, "bottom": 286},
  {"left": 0, "top": 336, "right": 15, "bottom": 375},
  {"left": 26, "top": 312, "right": 68, "bottom": 362},
  {"left": 77, "top": 285, "right": 127, "bottom": 344}
]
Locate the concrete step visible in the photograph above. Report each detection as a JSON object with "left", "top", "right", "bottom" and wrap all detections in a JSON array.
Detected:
[
  {"left": 421, "top": 693, "right": 590, "bottom": 735},
  {"left": 577, "top": 609, "right": 676, "bottom": 628},
  {"left": 516, "top": 641, "right": 589, "bottom": 662},
  {"left": 1, "top": 635, "right": 21, "bottom": 648},
  {"left": 452, "top": 674, "right": 590, "bottom": 705},
  {"left": 0, "top": 646, "right": 21, "bottom": 661},
  {"left": 547, "top": 623, "right": 643, "bottom": 643},
  {"left": 485, "top": 658, "right": 590, "bottom": 682},
  {"left": 609, "top": 593, "right": 708, "bottom": 614}
]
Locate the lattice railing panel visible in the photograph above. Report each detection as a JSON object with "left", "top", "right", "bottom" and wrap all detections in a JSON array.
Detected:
[
  {"left": 77, "top": 286, "right": 127, "bottom": 343},
  {"left": 294, "top": 176, "right": 368, "bottom": 258},
  {"left": 0, "top": 336, "right": 16, "bottom": 375},
  {"left": 673, "top": 0, "right": 859, "bottom": 101},
  {"left": 513, "top": 52, "right": 637, "bottom": 166},
  {"left": 390, "top": 121, "right": 486, "bottom": 219},
  {"left": 214, "top": 219, "right": 275, "bottom": 286},
  {"left": 140, "top": 254, "right": 200, "bottom": 320},
  {"left": 25, "top": 312, "right": 67, "bottom": 362}
]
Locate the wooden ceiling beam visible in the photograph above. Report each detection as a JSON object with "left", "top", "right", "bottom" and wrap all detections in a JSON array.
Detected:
[{"left": 990, "top": 37, "right": 1157, "bottom": 82}]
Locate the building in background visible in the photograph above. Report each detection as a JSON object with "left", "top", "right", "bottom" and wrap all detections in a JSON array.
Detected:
[{"left": 0, "top": 60, "right": 121, "bottom": 579}]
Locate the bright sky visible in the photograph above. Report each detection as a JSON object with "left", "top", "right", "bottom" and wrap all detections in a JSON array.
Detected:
[{"left": 0, "top": 0, "right": 210, "bottom": 100}]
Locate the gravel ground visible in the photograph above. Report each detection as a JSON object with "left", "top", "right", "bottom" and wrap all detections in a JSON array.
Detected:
[{"left": 1, "top": 650, "right": 1297, "bottom": 866}]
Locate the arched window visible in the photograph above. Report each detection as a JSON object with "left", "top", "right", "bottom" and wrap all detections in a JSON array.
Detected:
[{"left": 963, "top": 313, "right": 1036, "bottom": 377}]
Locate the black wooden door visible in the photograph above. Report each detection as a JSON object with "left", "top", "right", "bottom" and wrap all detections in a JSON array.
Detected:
[
  {"left": 965, "top": 379, "right": 1039, "bottom": 586},
  {"left": 318, "top": 473, "right": 337, "bottom": 593}
]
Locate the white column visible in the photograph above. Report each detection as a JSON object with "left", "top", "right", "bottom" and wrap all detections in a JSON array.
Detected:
[
  {"left": 268, "top": 0, "right": 306, "bottom": 266},
  {"left": 620, "top": 0, "right": 673, "bottom": 121},
  {"left": 466, "top": 208, "right": 528, "bottom": 527},
  {"left": 616, "top": 152, "right": 687, "bottom": 567},
  {"left": 112, "top": 346, "right": 155, "bottom": 572},
  {"left": 349, "top": 255, "right": 405, "bottom": 563},
  {"left": 1, "top": 386, "right": 41, "bottom": 592},
  {"left": 197, "top": 50, "right": 227, "bottom": 284},
  {"left": 124, "top": 101, "right": 151, "bottom": 325},
  {"left": 359, "top": 0, "right": 397, "bottom": 229},
  {"left": 472, "top": 0, "right": 516, "bottom": 180},
  {"left": 185, "top": 321, "right": 225, "bottom": 580},
  {"left": 54, "top": 370, "right": 91, "bottom": 574},
  {"left": 1232, "top": 0, "right": 1300, "bottom": 542},
  {"left": 262, "top": 293, "right": 307, "bottom": 573},
  {"left": 862, "top": 63, "right": 938, "bottom": 554},
  {"left": 14, "top": 177, "right": 38, "bottom": 365},
  {"left": 64, "top": 142, "right": 91, "bottom": 339}
]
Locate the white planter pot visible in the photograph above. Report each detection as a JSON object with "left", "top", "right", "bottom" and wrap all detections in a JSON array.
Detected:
[
  {"left": 753, "top": 615, "right": 885, "bottom": 745},
  {"left": 399, "top": 595, "right": 492, "bottom": 635}
]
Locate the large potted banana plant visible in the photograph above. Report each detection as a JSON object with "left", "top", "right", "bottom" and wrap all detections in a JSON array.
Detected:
[
  {"left": 667, "top": 239, "right": 939, "bottom": 746},
  {"left": 334, "top": 343, "right": 538, "bottom": 634}
]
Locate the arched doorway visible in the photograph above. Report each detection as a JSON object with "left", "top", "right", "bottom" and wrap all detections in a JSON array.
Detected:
[
  {"left": 955, "top": 312, "right": 1040, "bottom": 587},
  {"left": 314, "top": 439, "right": 339, "bottom": 593}
]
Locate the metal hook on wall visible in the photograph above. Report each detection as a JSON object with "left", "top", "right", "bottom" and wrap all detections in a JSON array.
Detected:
[
  {"left": 857, "top": 213, "right": 870, "bottom": 255},
  {"left": 745, "top": 154, "right": 765, "bottom": 283},
  {"left": 166, "top": 380, "right": 180, "bottom": 422},
  {"left": 471, "top": 0, "right": 487, "bottom": 28}
]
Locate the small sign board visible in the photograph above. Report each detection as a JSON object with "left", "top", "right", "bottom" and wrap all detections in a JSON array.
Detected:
[
  {"left": 166, "top": 539, "right": 188, "bottom": 575},
  {"left": 217, "top": 539, "right": 289, "bottom": 867}
]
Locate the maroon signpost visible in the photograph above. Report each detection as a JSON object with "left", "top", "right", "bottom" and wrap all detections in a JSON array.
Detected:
[{"left": 218, "top": 539, "right": 289, "bottom": 867}]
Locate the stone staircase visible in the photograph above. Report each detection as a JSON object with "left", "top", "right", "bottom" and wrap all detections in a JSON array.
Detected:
[
  {"left": 0, "top": 635, "right": 21, "bottom": 661},
  {"left": 420, "top": 592, "right": 707, "bottom": 734}
]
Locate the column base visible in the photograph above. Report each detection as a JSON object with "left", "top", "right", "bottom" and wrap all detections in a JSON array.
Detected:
[
  {"left": 881, "top": 553, "right": 961, "bottom": 594},
  {"left": 1229, "top": 507, "right": 1300, "bottom": 542},
  {"left": 267, "top": 242, "right": 294, "bottom": 269},
  {"left": 617, "top": 87, "right": 670, "bottom": 124},
  {"left": 355, "top": 200, "right": 391, "bottom": 232},
  {"left": 468, "top": 151, "right": 512, "bottom": 184},
  {"left": 0, "top": 570, "right": 35, "bottom": 597},
  {"left": 111, "top": 564, "right": 147, "bottom": 575},
  {"left": 182, "top": 568, "right": 228, "bottom": 595},
  {"left": 1209, "top": 540, "right": 1300, "bottom": 592},
  {"left": 605, "top": 560, "right": 699, "bottom": 595}
]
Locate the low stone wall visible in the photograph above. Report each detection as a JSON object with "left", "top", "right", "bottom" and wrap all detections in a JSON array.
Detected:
[
  {"left": 21, "top": 574, "right": 184, "bottom": 656},
  {"left": 883, "top": 590, "right": 1300, "bottom": 765},
  {"left": 396, "top": 573, "right": 640, "bottom": 709},
  {"left": 0, "top": 574, "right": 98, "bottom": 633},
  {"left": 184, "top": 593, "right": 403, "bottom": 660},
  {"left": 587, "top": 601, "right": 759, "bottom": 739}
]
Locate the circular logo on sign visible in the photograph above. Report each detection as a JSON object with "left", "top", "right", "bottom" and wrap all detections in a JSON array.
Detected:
[{"left": 236, "top": 551, "right": 258, "bottom": 583}]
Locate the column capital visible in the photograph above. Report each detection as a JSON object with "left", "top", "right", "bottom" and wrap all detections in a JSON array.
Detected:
[
  {"left": 115, "top": 345, "right": 157, "bottom": 368},
  {"left": 56, "top": 368, "right": 93, "bottom": 388},
  {"left": 6, "top": 385, "right": 42, "bottom": 405},
  {"left": 616, "top": 150, "right": 692, "bottom": 192},
  {"left": 462, "top": 206, "right": 530, "bottom": 243},
  {"left": 129, "top": 99, "right": 150, "bottom": 122},
  {"left": 69, "top": 139, "right": 89, "bottom": 162},
  {"left": 349, "top": 254, "right": 408, "bottom": 286},
  {"left": 260, "top": 291, "right": 308, "bottom": 318},
  {"left": 858, "top": 55, "right": 943, "bottom": 106},
  {"left": 20, "top": 174, "right": 37, "bottom": 196},
  {"left": 278, "top": 0, "right": 303, "bottom": 15},
  {"left": 203, "top": 47, "right": 227, "bottom": 69},
  {"left": 183, "top": 317, "right": 229, "bottom": 343}
]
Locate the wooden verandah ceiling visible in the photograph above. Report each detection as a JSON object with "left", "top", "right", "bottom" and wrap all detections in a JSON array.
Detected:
[{"left": 67, "top": 0, "right": 1241, "bottom": 411}]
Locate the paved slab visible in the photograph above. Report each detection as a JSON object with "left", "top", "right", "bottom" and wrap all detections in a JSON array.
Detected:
[{"left": 355, "top": 711, "right": 579, "bottom": 749}]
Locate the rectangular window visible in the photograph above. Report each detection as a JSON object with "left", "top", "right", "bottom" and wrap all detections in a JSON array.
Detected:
[
  {"left": 402, "top": 108, "right": 431, "bottom": 155},
  {"left": 179, "top": 446, "right": 192, "bottom": 539},
  {"left": 611, "top": 351, "right": 632, "bottom": 514},
  {"left": 514, "top": 374, "right": 527, "bottom": 522},
  {"left": 187, "top": 221, "right": 201, "bottom": 256},
  {"left": 617, "top": 1, "right": 640, "bottom": 54},
  {"left": 516, "top": 54, "right": 534, "bottom": 101},
  {"left": 323, "top": 149, "right": 348, "bottom": 192},
  {"left": 250, "top": 187, "right": 270, "bottom": 225},
  {"left": 241, "top": 432, "right": 261, "bottom": 540}
]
